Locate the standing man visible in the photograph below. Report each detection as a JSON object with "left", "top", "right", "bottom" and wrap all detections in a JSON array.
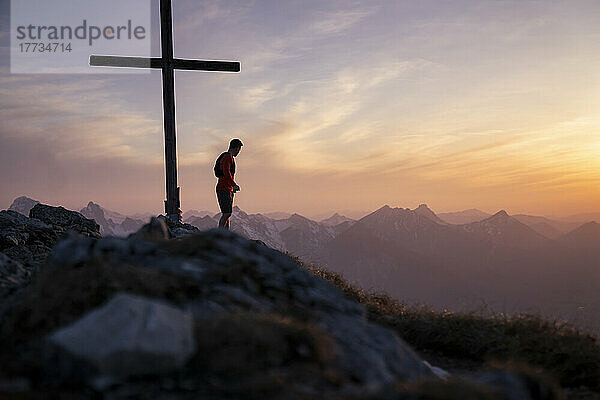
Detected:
[{"left": 215, "top": 138, "right": 243, "bottom": 230}]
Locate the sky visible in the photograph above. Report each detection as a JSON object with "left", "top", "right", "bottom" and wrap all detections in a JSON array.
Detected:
[{"left": 1, "top": 0, "right": 599, "bottom": 220}]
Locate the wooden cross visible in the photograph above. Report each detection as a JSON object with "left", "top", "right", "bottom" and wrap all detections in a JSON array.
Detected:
[{"left": 89, "top": 0, "right": 240, "bottom": 222}]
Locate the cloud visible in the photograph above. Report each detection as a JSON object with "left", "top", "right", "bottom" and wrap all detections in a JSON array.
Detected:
[
  {"left": 176, "top": 0, "right": 250, "bottom": 33},
  {"left": 0, "top": 132, "right": 169, "bottom": 215},
  {"left": 237, "top": 81, "right": 277, "bottom": 109},
  {"left": 308, "top": 9, "right": 375, "bottom": 35},
  {"left": 0, "top": 75, "right": 163, "bottom": 163},
  {"left": 241, "top": 56, "right": 442, "bottom": 174}
]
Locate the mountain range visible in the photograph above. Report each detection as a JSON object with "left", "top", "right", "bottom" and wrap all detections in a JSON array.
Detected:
[{"left": 313, "top": 205, "right": 600, "bottom": 332}]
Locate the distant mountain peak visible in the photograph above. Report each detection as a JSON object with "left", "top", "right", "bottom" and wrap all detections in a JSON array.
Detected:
[
  {"left": 319, "top": 212, "right": 354, "bottom": 226},
  {"left": 559, "top": 220, "right": 600, "bottom": 248},
  {"left": 414, "top": 204, "right": 435, "bottom": 215},
  {"left": 412, "top": 204, "right": 446, "bottom": 225},
  {"left": 13, "top": 195, "right": 37, "bottom": 203},
  {"left": 84, "top": 201, "right": 102, "bottom": 210},
  {"left": 232, "top": 205, "right": 248, "bottom": 217},
  {"left": 567, "top": 220, "right": 600, "bottom": 233},
  {"left": 8, "top": 196, "right": 40, "bottom": 216},
  {"left": 290, "top": 213, "right": 308, "bottom": 221},
  {"left": 480, "top": 210, "right": 513, "bottom": 225},
  {"left": 490, "top": 210, "right": 509, "bottom": 219}
]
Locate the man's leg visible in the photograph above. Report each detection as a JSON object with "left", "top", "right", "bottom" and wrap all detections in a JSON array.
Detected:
[{"left": 219, "top": 212, "right": 232, "bottom": 229}]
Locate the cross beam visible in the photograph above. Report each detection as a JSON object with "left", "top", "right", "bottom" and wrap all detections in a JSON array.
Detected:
[
  {"left": 89, "top": 55, "right": 240, "bottom": 72},
  {"left": 89, "top": 0, "right": 240, "bottom": 223}
]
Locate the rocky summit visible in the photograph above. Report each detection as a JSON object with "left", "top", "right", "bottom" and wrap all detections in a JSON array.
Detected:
[
  {"left": 0, "top": 204, "right": 566, "bottom": 399},
  {"left": 0, "top": 208, "right": 433, "bottom": 398},
  {"left": 0, "top": 203, "right": 101, "bottom": 295}
]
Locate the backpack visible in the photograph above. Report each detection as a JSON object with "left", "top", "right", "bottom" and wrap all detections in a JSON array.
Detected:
[{"left": 214, "top": 152, "right": 235, "bottom": 178}]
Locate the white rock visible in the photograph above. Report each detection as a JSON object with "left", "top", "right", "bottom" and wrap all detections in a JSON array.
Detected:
[{"left": 50, "top": 292, "right": 195, "bottom": 377}]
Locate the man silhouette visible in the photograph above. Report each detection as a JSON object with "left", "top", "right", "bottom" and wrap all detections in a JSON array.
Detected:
[{"left": 215, "top": 138, "right": 243, "bottom": 230}]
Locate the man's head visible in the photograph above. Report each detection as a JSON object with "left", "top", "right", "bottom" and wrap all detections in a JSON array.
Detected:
[{"left": 228, "top": 138, "right": 243, "bottom": 156}]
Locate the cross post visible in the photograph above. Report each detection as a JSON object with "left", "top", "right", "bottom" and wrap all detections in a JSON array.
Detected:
[{"left": 89, "top": 0, "right": 240, "bottom": 223}]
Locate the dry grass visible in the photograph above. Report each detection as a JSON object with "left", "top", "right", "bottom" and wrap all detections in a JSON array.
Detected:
[
  {"left": 178, "top": 313, "right": 343, "bottom": 399},
  {"left": 294, "top": 256, "right": 600, "bottom": 390}
]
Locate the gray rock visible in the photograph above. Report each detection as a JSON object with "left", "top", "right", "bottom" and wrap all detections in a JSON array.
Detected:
[
  {"left": 0, "top": 252, "right": 31, "bottom": 289},
  {"left": 128, "top": 217, "right": 171, "bottom": 241},
  {"left": 43, "top": 227, "right": 433, "bottom": 390},
  {"left": 50, "top": 292, "right": 195, "bottom": 378},
  {"left": 316, "top": 312, "right": 431, "bottom": 391},
  {"left": 30, "top": 204, "right": 101, "bottom": 239},
  {"left": 157, "top": 215, "right": 200, "bottom": 238},
  {"left": 0, "top": 210, "right": 60, "bottom": 285},
  {"left": 0, "top": 204, "right": 106, "bottom": 290}
]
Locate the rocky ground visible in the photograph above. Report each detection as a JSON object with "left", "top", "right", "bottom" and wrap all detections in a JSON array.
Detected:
[{"left": 0, "top": 203, "right": 589, "bottom": 399}]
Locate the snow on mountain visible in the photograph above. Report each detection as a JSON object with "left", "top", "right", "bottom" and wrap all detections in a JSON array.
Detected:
[
  {"left": 79, "top": 202, "right": 145, "bottom": 236},
  {"left": 80, "top": 202, "right": 117, "bottom": 236},
  {"left": 227, "top": 206, "right": 287, "bottom": 251},
  {"left": 279, "top": 213, "right": 336, "bottom": 260},
  {"left": 101, "top": 209, "right": 129, "bottom": 224},
  {"left": 184, "top": 215, "right": 217, "bottom": 231},
  {"left": 183, "top": 207, "right": 339, "bottom": 256}
]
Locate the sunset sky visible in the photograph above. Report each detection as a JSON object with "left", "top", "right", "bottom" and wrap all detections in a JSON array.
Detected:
[{"left": 1, "top": 0, "right": 599, "bottom": 220}]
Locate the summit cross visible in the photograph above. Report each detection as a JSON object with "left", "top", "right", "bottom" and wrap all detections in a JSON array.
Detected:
[{"left": 89, "top": 0, "right": 240, "bottom": 222}]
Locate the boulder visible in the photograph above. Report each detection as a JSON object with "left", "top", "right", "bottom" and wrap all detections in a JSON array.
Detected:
[
  {"left": 128, "top": 216, "right": 171, "bottom": 241},
  {"left": 29, "top": 203, "right": 101, "bottom": 239},
  {"left": 158, "top": 215, "right": 200, "bottom": 238},
  {"left": 39, "top": 228, "right": 433, "bottom": 393},
  {"left": 0, "top": 209, "right": 59, "bottom": 283},
  {"left": 0, "top": 252, "right": 31, "bottom": 289},
  {"left": 0, "top": 204, "right": 102, "bottom": 291},
  {"left": 50, "top": 292, "right": 195, "bottom": 378},
  {"left": 129, "top": 215, "right": 200, "bottom": 240}
]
